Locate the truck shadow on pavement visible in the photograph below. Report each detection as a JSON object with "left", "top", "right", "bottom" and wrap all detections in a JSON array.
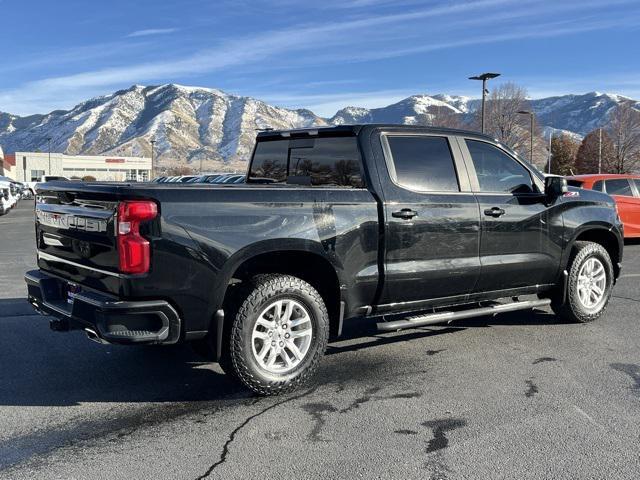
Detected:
[{"left": 0, "top": 298, "right": 561, "bottom": 407}]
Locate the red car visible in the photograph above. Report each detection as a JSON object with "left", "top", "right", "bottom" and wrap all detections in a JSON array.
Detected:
[{"left": 567, "top": 174, "right": 640, "bottom": 238}]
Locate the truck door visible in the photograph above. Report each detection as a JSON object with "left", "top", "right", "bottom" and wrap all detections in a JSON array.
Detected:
[
  {"left": 458, "top": 138, "right": 562, "bottom": 292},
  {"left": 375, "top": 132, "right": 481, "bottom": 310}
]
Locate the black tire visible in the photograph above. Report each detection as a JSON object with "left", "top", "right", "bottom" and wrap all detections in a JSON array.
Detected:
[
  {"left": 220, "top": 274, "right": 329, "bottom": 396},
  {"left": 551, "top": 241, "right": 614, "bottom": 323}
]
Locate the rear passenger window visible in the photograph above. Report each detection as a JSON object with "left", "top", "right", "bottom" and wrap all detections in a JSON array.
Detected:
[
  {"left": 249, "top": 137, "right": 363, "bottom": 187},
  {"left": 605, "top": 179, "right": 633, "bottom": 196},
  {"left": 466, "top": 140, "right": 534, "bottom": 194},
  {"left": 634, "top": 180, "right": 640, "bottom": 195},
  {"left": 288, "top": 137, "right": 363, "bottom": 187},
  {"left": 385, "top": 136, "right": 459, "bottom": 192},
  {"left": 592, "top": 180, "right": 604, "bottom": 191}
]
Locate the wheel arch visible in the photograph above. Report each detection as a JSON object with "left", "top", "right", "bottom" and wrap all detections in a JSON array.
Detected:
[
  {"left": 210, "top": 240, "right": 344, "bottom": 339},
  {"left": 565, "top": 225, "right": 622, "bottom": 280}
]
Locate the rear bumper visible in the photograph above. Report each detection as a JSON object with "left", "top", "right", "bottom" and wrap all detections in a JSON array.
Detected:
[{"left": 25, "top": 270, "right": 181, "bottom": 345}]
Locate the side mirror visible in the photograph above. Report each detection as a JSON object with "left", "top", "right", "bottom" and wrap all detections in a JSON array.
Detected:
[{"left": 545, "top": 176, "right": 568, "bottom": 200}]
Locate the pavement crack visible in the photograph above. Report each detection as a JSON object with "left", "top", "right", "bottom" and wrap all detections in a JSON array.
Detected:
[
  {"left": 613, "top": 295, "right": 640, "bottom": 303},
  {"left": 195, "top": 387, "right": 316, "bottom": 479}
]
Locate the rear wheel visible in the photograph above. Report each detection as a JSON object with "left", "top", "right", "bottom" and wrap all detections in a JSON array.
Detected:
[
  {"left": 551, "top": 241, "right": 614, "bottom": 323},
  {"left": 221, "top": 274, "right": 329, "bottom": 395}
]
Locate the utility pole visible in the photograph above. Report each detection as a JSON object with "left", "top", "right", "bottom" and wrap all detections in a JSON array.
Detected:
[
  {"left": 150, "top": 139, "right": 156, "bottom": 180},
  {"left": 469, "top": 73, "right": 501, "bottom": 133},
  {"left": 518, "top": 110, "right": 535, "bottom": 164},
  {"left": 598, "top": 128, "right": 602, "bottom": 174}
]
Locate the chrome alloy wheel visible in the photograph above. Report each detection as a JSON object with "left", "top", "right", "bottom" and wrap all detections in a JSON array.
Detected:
[
  {"left": 577, "top": 257, "right": 607, "bottom": 310},
  {"left": 251, "top": 299, "right": 313, "bottom": 374}
]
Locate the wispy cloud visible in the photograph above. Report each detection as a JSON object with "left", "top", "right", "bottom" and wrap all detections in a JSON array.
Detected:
[
  {"left": 2, "top": 0, "right": 640, "bottom": 115},
  {"left": 126, "top": 28, "right": 178, "bottom": 38}
]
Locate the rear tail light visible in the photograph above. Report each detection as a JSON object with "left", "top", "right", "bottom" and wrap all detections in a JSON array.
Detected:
[{"left": 117, "top": 200, "right": 157, "bottom": 274}]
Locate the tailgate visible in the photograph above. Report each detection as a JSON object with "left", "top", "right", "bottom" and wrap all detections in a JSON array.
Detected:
[{"left": 35, "top": 187, "right": 122, "bottom": 292}]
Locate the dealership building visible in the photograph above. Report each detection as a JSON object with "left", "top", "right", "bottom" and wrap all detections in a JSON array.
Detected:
[{"left": 1, "top": 151, "right": 152, "bottom": 182}]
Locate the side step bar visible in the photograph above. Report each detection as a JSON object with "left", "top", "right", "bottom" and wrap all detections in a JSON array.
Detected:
[{"left": 377, "top": 298, "right": 551, "bottom": 332}]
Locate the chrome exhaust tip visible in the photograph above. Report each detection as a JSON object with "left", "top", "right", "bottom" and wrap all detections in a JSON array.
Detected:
[{"left": 84, "top": 328, "right": 106, "bottom": 344}]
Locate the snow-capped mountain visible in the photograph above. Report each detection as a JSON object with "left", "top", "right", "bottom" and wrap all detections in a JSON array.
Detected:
[
  {"left": 529, "top": 92, "right": 639, "bottom": 135},
  {"left": 1, "top": 85, "right": 638, "bottom": 166},
  {"left": 0, "top": 84, "right": 327, "bottom": 165}
]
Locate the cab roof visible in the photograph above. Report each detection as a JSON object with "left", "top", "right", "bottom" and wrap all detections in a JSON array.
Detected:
[{"left": 255, "top": 124, "right": 496, "bottom": 142}]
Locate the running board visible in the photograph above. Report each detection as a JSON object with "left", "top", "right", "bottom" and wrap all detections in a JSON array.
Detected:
[{"left": 376, "top": 298, "right": 551, "bottom": 332}]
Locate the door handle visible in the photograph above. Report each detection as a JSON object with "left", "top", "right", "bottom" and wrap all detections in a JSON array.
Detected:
[
  {"left": 392, "top": 208, "right": 418, "bottom": 220},
  {"left": 484, "top": 207, "right": 506, "bottom": 217}
]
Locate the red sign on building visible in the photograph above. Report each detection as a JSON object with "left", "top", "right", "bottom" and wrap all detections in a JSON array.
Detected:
[{"left": 105, "top": 158, "right": 125, "bottom": 163}]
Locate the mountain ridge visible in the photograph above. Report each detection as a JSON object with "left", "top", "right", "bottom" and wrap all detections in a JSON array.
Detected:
[{"left": 1, "top": 84, "right": 638, "bottom": 166}]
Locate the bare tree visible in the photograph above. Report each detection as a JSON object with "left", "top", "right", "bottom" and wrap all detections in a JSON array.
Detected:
[
  {"left": 432, "top": 108, "right": 466, "bottom": 129},
  {"left": 484, "top": 83, "right": 530, "bottom": 150},
  {"left": 607, "top": 101, "right": 640, "bottom": 173},
  {"left": 165, "top": 165, "right": 196, "bottom": 176}
]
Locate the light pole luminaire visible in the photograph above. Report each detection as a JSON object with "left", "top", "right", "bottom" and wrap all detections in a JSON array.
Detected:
[{"left": 469, "top": 72, "right": 501, "bottom": 134}]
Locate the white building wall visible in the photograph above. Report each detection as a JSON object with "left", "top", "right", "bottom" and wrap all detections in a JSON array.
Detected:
[{"left": 8, "top": 152, "right": 152, "bottom": 182}]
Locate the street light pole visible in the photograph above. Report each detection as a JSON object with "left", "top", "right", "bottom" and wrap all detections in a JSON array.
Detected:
[
  {"left": 150, "top": 139, "right": 156, "bottom": 180},
  {"left": 469, "top": 72, "right": 501, "bottom": 134},
  {"left": 518, "top": 110, "right": 535, "bottom": 164},
  {"left": 47, "top": 137, "right": 52, "bottom": 175},
  {"left": 548, "top": 129, "right": 553, "bottom": 174}
]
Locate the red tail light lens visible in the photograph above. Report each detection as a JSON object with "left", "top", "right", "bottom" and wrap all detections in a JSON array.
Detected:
[{"left": 117, "top": 201, "right": 157, "bottom": 274}]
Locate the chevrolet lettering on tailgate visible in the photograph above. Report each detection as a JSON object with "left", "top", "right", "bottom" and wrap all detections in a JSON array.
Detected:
[{"left": 37, "top": 211, "right": 108, "bottom": 233}]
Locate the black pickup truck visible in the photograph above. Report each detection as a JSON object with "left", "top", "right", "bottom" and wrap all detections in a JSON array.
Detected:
[{"left": 25, "top": 125, "right": 623, "bottom": 395}]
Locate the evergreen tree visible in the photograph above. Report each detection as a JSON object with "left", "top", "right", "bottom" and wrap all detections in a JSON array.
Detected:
[
  {"left": 549, "top": 133, "right": 579, "bottom": 175},
  {"left": 575, "top": 129, "right": 615, "bottom": 174}
]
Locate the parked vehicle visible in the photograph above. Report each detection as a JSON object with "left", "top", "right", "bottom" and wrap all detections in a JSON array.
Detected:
[
  {"left": 188, "top": 173, "right": 227, "bottom": 183},
  {"left": 176, "top": 175, "right": 197, "bottom": 183},
  {"left": 0, "top": 179, "right": 18, "bottom": 210},
  {"left": 0, "top": 185, "right": 11, "bottom": 215},
  {"left": 567, "top": 174, "right": 640, "bottom": 238},
  {"left": 25, "top": 175, "right": 71, "bottom": 195},
  {"left": 214, "top": 174, "right": 245, "bottom": 184},
  {"left": 25, "top": 125, "right": 623, "bottom": 395}
]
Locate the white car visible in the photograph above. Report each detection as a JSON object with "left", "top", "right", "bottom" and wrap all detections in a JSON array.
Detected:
[
  {"left": 0, "top": 181, "right": 16, "bottom": 214},
  {"left": 25, "top": 175, "right": 70, "bottom": 195}
]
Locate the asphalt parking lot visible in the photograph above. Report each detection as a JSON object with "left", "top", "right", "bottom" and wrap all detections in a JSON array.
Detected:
[{"left": 1, "top": 200, "right": 639, "bottom": 479}]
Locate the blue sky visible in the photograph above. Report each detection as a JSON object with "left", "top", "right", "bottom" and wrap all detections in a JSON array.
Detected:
[{"left": 1, "top": 0, "right": 639, "bottom": 116}]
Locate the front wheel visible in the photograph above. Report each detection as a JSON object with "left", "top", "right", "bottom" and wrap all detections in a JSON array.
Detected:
[
  {"left": 551, "top": 241, "right": 614, "bottom": 323},
  {"left": 222, "top": 274, "right": 329, "bottom": 395}
]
